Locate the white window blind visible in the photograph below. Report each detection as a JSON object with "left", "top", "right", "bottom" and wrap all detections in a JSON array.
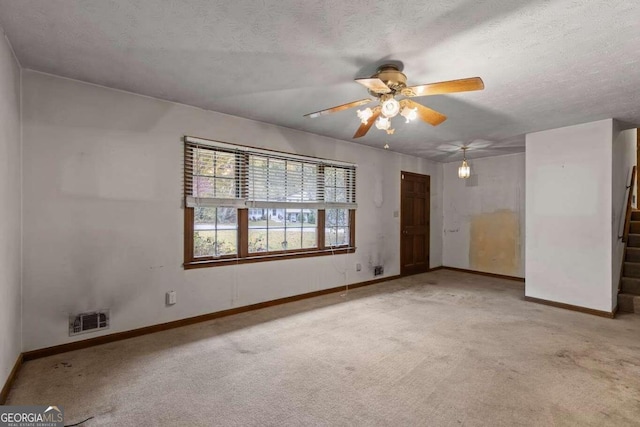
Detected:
[
  {"left": 184, "top": 139, "right": 245, "bottom": 208},
  {"left": 184, "top": 136, "right": 357, "bottom": 209}
]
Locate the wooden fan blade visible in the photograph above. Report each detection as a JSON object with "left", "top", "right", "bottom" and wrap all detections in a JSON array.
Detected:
[
  {"left": 405, "top": 100, "right": 447, "bottom": 126},
  {"left": 304, "top": 99, "right": 373, "bottom": 118},
  {"left": 403, "top": 77, "right": 484, "bottom": 97},
  {"left": 355, "top": 78, "right": 392, "bottom": 94},
  {"left": 353, "top": 107, "right": 381, "bottom": 138}
]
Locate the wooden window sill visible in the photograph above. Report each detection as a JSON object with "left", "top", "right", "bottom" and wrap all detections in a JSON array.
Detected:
[{"left": 184, "top": 247, "right": 356, "bottom": 269}]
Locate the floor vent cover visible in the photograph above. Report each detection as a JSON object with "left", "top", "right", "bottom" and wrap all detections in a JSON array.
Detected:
[{"left": 69, "top": 310, "right": 110, "bottom": 336}]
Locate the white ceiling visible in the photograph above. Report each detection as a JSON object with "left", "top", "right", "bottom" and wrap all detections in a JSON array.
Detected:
[{"left": 1, "top": 0, "right": 639, "bottom": 161}]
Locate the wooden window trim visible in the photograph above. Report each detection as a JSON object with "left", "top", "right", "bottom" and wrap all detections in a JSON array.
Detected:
[
  {"left": 238, "top": 208, "right": 249, "bottom": 258},
  {"left": 317, "top": 209, "right": 326, "bottom": 249},
  {"left": 184, "top": 206, "right": 194, "bottom": 264},
  {"left": 184, "top": 247, "right": 356, "bottom": 270},
  {"left": 349, "top": 209, "right": 356, "bottom": 246}
]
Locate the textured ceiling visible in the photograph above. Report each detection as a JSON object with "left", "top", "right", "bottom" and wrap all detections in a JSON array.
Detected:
[{"left": 1, "top": 0, "right": 640, "bottom": 161}]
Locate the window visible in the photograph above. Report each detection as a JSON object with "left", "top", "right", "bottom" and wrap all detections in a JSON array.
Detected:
[
  {"left": 324, "top": 166, "right": 354, "bottom": 248},
  {"left": 325, "top": 208, "right": 350, "bottom": 247},
  {"left": 248, "top": 208, "right": 317, "bottom": 252},
  {"left": 194, "top": 207, "right": 238, "bottom": 257},
  {"left": 184, "top": 136, "right": 356, "bottom": 268}
]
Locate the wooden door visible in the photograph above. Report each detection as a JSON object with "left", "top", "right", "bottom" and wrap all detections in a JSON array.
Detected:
[{"left": 401, "top": 171, "right": 430, "bottom": 276}]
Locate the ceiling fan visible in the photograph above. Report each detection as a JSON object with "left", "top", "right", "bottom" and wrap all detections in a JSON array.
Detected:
[{"left": 304, "top": 64, "right": 484, "bottom": 138}]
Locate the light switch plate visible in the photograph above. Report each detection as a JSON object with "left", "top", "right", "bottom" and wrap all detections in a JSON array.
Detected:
[{"left": 166, "top": 291, "right": 176, "bottom": 305}]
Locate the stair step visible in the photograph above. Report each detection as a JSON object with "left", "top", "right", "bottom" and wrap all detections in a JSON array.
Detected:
[
  {"left": 624, "top": 262, "right": 640, "bottom": 279},
  {"left": 618, "top": 293, "right": 640, "bottom": 314},
  {"left": 626, "top": 248, "right": 640, "bottom": 262},
  {"left": 632, "top": 211, "right": 640, "bottom": 221},
  {"left": 621, "top": 277, "right": 640, "bottom": 295},
  {"left": 628, "top": 234, "right": 640, "bottom": 248},
  {"left": 631, "top": 221, "right": 640, "bottom": 234}
]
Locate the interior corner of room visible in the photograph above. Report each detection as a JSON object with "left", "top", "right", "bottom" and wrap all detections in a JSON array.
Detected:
[{"left": 1, "top": 1, "right": 640, "bottom": 424}]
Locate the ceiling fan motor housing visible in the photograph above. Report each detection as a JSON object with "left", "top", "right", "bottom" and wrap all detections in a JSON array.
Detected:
[{"left": 369, "top": 65, "right": 407, "bottom": 97}]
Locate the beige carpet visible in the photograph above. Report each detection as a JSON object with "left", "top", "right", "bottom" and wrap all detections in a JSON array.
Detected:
[{"left": 7, "top": 270, "right": 640, "bottom": 426}]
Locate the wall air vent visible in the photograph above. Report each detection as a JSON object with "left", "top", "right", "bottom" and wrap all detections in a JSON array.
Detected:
[
  {"left": 69, "top": 309, "right": 110, "bottom": 336},
  {"left": 465, "top": 174, "right": 478, "bottom": 187}
]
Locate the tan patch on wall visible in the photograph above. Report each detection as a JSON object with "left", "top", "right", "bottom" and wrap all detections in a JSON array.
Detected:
[{"left": 470, "top": 210, "right": 520, "bottom": 276}]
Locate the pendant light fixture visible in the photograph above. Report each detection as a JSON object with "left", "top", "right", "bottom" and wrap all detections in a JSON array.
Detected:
[{"left": 458, "top": 147, "right": 470, "bottom": 179}]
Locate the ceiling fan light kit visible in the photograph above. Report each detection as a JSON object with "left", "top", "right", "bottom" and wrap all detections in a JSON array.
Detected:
[
  {"left": 304, "top": 64, "right": 485, "bottom": 140},
  {"left": 375, "top": 116, "right": 391, "bottom": 130},
  {"left": 380, "top": 97, "right": 400, "bottom": 118},
  {"left": 400, "top": 105, "right": 418, "bottom": 123},
  {"left": 356, "top": 107, "right": 373, "bottom": 124}
]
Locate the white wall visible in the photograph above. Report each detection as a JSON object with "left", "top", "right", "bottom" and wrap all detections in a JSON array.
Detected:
[
  {"left": 612, "top": 126, "right": 637, "bottom": 310},
  {"left": 21, "top": 71, "right": 443, "bottom": 351},
  {"left": 526, "top": 119, "right": 614, "bottom": 312},
  {"left": 443, "top": 153, "right": 525, "bottom": 277},
  {"left": 0, "top": 28, "right": 21, "bottom": 387}
]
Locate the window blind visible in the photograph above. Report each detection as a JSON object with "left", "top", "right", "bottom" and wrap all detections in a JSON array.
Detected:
[{"left": 184, "top": 136, "right": 357, "bottom": 209}]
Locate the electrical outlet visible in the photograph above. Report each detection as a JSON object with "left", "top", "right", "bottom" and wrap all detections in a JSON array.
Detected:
[
  {"left": 356, "top": 263, "right": 362, "bottom": 271},
  {"left": 166, "top": 291, "right": 176, "bottom": 306}
]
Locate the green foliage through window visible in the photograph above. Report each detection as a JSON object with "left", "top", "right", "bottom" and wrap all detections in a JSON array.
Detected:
[{"left": 194, "top": 207, "right": 238, "bottom": 257}]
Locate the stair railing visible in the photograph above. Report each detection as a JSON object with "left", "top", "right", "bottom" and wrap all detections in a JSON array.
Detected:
[{"left": 621, "top": 165, "right": 637, "bottom": 243}]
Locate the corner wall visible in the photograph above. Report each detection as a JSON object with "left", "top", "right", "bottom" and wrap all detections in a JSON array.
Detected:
[
  {"left": 21, "top": 70, "right": 443, "bottom": 351},
  {"left": 0, "top": 28, "right": 22, "bottom": 388},
  {"left": 443, "top": 153, "right": 525, "bottom": 277},
  {"left": 526, "top": 119, "right": 614, "bottom": 312}
]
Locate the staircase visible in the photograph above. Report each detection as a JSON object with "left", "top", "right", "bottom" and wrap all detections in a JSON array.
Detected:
[{"left": 619, "top": 210, "right": 640, "bottom": 314}]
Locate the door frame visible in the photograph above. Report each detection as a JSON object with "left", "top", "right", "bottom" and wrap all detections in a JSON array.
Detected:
[{"left": 400, "top": 171, "right": 431, "bottom": 276}]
